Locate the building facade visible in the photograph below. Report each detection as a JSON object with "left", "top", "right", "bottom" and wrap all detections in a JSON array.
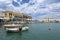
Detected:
[{"left": 0, "top": 11, "right": 32, "bottom": 23}]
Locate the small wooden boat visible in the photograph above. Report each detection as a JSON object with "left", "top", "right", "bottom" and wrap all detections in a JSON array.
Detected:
[
  {"left": 6, "top": 27, "right": 19, "bottom": 32},
  {"left": 3, "top": 24, "right": 21, "bottom": 32},
  {"left": 3, "top": 24, "right": 29, "bottom": 32}
]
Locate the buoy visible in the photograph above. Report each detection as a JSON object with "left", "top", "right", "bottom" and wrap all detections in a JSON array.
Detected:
[{"left": 48, "top": 28, "right": 51, "bottom": 30}]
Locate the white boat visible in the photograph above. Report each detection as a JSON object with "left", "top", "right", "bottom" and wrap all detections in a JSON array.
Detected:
[
  {"left": 22, "top": 26, "right": 29, "bottom": 31},
  {"left": 3, "top": 24, "right": 29, "bottom": 32},
  {"left": 3, "top": 24, "right": 21, "bottom": 32},
  {"left": 5, "top": 28, "right": 19, "bottom": 32}
]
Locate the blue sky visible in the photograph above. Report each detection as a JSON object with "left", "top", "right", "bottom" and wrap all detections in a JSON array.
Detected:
[{"left": 0, "top": 0, "right": 60, "bottom": 20}]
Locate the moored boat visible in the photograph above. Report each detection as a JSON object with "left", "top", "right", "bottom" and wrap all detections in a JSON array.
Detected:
[
  {"left": 3, "top": 24, "right": 29, "bottom": 32},
  {"left": 22, "top": 26, "right": 29, "bottom": 31},
  {"left": 3, "top": 24, "right": 22, "bottom": 32}
]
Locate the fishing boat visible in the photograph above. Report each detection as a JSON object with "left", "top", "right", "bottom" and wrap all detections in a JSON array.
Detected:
[
  {"left": 3, "top": 24, "right": 29, "bottom": 32},
  {"left": 3, "top": 24, "right": 21, "bottom": 32}
]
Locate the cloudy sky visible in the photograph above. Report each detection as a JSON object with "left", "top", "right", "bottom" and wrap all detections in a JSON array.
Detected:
[{"left": 0, "top": 0, "right": 60, "bottom": 19}]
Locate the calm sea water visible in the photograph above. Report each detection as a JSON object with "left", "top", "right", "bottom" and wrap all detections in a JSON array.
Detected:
[{"left": 0, "top": 23, "right": 60, "bottom": 40}]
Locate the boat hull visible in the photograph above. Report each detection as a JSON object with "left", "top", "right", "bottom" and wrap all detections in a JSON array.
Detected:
[
  {"left": 6, "top": 28, "right": 20, "bottom": 32},
  {"left": 5, "top": 26, "right": 29, "bottom": 32}
]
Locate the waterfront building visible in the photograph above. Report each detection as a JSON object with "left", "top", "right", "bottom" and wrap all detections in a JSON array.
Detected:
[
  {"left": 39, "top": 18, "right": 60, "bottom": 23},
  {"left": 0, "top": 11, "right": 32, "bottom": 23}
]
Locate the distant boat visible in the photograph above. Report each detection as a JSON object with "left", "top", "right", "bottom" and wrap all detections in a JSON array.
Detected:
[{"left": 48, "top": 27, "right": 51, "bottom": 30}]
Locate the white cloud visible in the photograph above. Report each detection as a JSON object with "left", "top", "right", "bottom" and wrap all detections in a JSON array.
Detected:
[
  {"left": 0, "top": 0, "right": 60, "bottom": 19},
  {"left": 36, "top": 0, "right": 45, "bottom": 3},
  {"left": 36, "top": 3, "right": 60, "bottom": 19}
]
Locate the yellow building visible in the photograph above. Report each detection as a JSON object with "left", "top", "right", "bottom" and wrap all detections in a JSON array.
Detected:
[
  {"left": 0, "top": 11, "right": 32, "bottom": 22},
  {"left": 3, "top": 11, "right": 23, "bottom": 19}
]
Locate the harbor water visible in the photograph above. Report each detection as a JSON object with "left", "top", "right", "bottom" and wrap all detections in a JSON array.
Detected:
[{"left": 0, "top": 23, "right": 60, "bottom": 40}]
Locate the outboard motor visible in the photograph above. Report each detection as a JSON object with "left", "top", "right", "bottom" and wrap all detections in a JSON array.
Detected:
[{"left": 19, "top": 27, "right": 22, "bottom": 31}]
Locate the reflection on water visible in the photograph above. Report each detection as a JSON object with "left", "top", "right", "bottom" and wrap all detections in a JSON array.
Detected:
[
  {"left": 6, "top": 30, "right": 29, "bottom": 40},
  {"left": 0, "top": 23, "right": 60, "bottom": 40},
  {"left": 6, "top": 32, "right": 22, "bottom": 36}
]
